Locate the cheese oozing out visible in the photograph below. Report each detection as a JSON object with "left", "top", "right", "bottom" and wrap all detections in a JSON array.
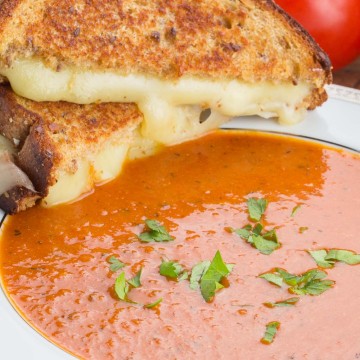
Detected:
[
  {"left": 1, "top": 59, "right": 310, "bottom": 141},
  {"left": 44, "top": 143, "right": 130, "bottom": 207},
  {"left": 0, "top": 59, "right": 311, "bottom": 207}
]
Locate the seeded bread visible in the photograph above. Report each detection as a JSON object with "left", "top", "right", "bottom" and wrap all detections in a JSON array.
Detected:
[{"left": 0, "top": 0, "right": 331, "bottom": 108}]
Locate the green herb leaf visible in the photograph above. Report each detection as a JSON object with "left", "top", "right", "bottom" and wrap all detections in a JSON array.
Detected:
[
  {"left": 263, "top": 229, "right": 278, "bottom": 242},
  {"left": 291, "top": 205, "right": 301, "bottom": 217},
  {"left": 233, "top": 224, "right": 280, "bottom": 255},
  {"left": 200, "top": 251, "right": 233, "bottom": 302},
  {"left": 275, "top": 268, "right": 301, "bottom": 287},
  {"left": 260, "top": 268, "right": 334, "bottom": 296},
  {"left": 247, "top": 197, "right": 268, "bottom": 222},
  {"left": 298, "top": 268, "right": 327, "bottom": 282},
  {"left": 253, "top": 223, "right": 263, "bottom": 235},
  {"left": 114, "top": 272, "right": 129, "bottom": 301},
  {"left": 226, "top": 263, "right": 235, "bottom": 272},
  {"left": 325, "top": 249, "right": 360, "bottom": 265},
  {"left": 261, "top": 321, "right": 280, "bottom": 345},
  {"left": 107, "top": 256, "right": 126, "bottom": 272},
  {"left": 144, "top": 298, "right": 162, "bottom": 309},
  {"left": 308, "top": 250, "right": 335, "bottom": 268},
  {"left": 138, "top": 219, "right": 174, "bottom": 243},
  {"left": 291, "top": 269, "right": 334, "bottom": 296},
  {"left": 260, "top": 268, "right": 300, "bottom": 287},
  {"left": 178, "top": 271, "right": 189, "bottom": 281},
  {"left": 252, "top": 234, "right": 280, "bottom": 255},
  {"left": 189, "top": 261, "right": 210, "bottom": 290},
  {"left": 160, "top": 260, "right": 185, "bottom": 279},
  {"left": 127, "top": 268, "right": 142, "bottom": 288},
  {"left": 264, "top": 297, "right": 300, "bottom": 308},
  {"left": 233, "top": 225, "right": 252, "bottom": 240},
  {"left": 259, "top": 273, "right": 283, "bottom": 287},
  {"left": 291, "top": 279, "right": 335, "bottom": 296}
]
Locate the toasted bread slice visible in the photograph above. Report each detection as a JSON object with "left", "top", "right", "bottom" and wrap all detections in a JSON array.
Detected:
[
  {"left": 0, "top": 85, "right": 146, "bottom": 213},
  {"left": 0, "top": 0, "right": 331, "bottom": 142}
]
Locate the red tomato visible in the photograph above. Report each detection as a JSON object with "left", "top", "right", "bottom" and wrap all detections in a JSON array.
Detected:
[{"left": 275, "top": 0, "right": 360, "bottom": 70}]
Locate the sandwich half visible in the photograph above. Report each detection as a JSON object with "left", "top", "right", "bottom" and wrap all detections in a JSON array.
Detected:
[
  {"left": 0, "top": 0, "right": 331, "bottom": 146},
  {"left": 0, "top": 85, "right": 149, "bottom": 213}
]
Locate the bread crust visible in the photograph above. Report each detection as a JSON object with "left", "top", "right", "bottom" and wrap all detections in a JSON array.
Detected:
[
  {"left": 0, "top": 0, "right": 331, "bottom": 108},
  {"left": 0, "top": 185, "right": 40, "bottom": 214}
]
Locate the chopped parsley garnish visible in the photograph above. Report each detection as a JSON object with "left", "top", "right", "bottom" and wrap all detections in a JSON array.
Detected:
[
  {"left": 114, "top": 272, "right": 130, "bottom": 302},
  {"left": 309, "top": 249, "right": 360, "bottom": 267},
  {"left": 138, "top": 219, "right": 174, "bottom": 243},
  {"left": 127, "top": 268, "right": 142, "bottom": 288},
  {"left": 160, "top": 260, "right": 188, "bottom": 281},
  {"left": 114, "top": 268, "right": 142, "bottom": 302},
  {"left": 308, "top": 250, "right": 335, "bottom": 268},
  {"left": 261, "top": 321, "right": 280, "bottom": 345},
  {"left": 107, "top": 256, "right": 126, "bottom": 272},
  {"left": 247, "top": 197, "right": 268, "bottom": 222},
  {"left": 232, "top": 197, "right": 280, "bottom": 255},
  {"left": 232, "top": 223, "right": 280, "bottom": 255},
  {"left": 190, "top": 251, "right": 234, "bottom": 302},
  {"left": 233, "top": 224, "right": 253, "bottom": 240},
  {"left": 189, "top": 261, "right": 211, "bottom": 290},
  {"left": 178, "top": 271, "right": 189, "bottom": 281},
  {"left": 259, "top": 272, "right": 284, "bottom": 287},
  {"left": 252, "top": 232, "right": 280, "bottom": 255},
  {"left": 325, "top": 249, "right": 360, "bottom": 265},
  {"left": 274, "top": 268, "right": 302, "bottom": 286},
  {"left": 291, "top": 205, "right": 301, "bottom": 217},
  {"left": 264, "top": 297, "right": 300, "bottom": 308},
  {"left": 144, "top": 298, "right": 163, "bottom": 309},
  {"left": 113, "top": 269, "right": 161, "bottom": 308},
  {"left": 292, "top": 278, "right": 334, "bottom": 296},
  {"left": 259, "top": 268, "right": 334, "bottom": 296}
]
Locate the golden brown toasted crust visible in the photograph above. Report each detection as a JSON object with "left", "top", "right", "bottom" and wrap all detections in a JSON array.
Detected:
[
  {"left": 0, "top": 84, "right": 143, "bottom": 212},
  {"left": 0, "top": 0, "right": 331, "bottom": 105},
  {"left": 0, "top": 185, "right": 40, "bottom": 215}
]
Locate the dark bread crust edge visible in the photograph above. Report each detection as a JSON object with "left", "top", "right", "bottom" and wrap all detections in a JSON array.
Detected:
[
  {"left": 0, "top": 84, "right": 57, "bottom": 198},
  {"left": 17, "top": 121, "right": 56, "bottom": 196},
  {"left": 0, "top": 185, "right": 40, "bottom": 214}
]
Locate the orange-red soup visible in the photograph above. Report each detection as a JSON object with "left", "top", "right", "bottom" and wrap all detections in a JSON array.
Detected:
[{"left": 1, "top": 131, "right": 360, "bottom": 359}]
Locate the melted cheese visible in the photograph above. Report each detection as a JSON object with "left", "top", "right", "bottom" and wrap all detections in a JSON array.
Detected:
[
  {"left": 43, "top": 143, "right": 130, "bottom": 207},
  {"left": 44, "top": 161, "right": 91, "bottom": 207},
  {"left": 92, "top": 143, "right": 129, "bottom": 182},
  {"left": 1, "top": 59, "right": 310, "bottom": 145}
]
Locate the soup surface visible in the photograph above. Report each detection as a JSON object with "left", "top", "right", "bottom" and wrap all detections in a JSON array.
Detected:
[{"left": 1, "top": 131, "right": 360, "bottom": 359}]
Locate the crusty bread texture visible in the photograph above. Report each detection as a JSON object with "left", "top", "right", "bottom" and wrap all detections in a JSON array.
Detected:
[
  {"left": 0, "top": 0, "right": 331, "bottom": 107},
  {"left": 0, "top": 85, "right": 143, "bottom": 214}
]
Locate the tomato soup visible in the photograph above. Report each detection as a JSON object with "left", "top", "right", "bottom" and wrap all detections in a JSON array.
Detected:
[{"left": 1, "top": 131, "right": 360, "bottom": 359}]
